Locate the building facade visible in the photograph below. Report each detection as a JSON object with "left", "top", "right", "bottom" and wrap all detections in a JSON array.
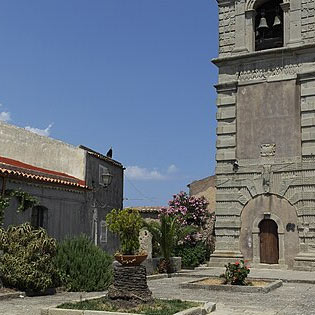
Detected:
[
  {"left": 0, "top": 121, "right": 124, "bottom": 254},
  {"left": 188, "top": 175, "right": 216, "bottom": 213},
  {"left": 211, "top": 0, "right": 315, "bottom": 270}
]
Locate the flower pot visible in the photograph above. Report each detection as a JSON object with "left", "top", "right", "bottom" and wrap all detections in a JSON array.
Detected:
[{"left": 114, "top": 253, "right": 148, "bottom": 266}]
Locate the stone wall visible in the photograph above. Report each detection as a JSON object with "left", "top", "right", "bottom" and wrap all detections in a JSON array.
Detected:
[
  {"left": 218, "top": 3, "right": 236, "bottom": 56},
  {"left": 0, "top": 121, "right": 86, "bottom": 180},
  {"left": 188, "top": 175, "right": 216, "bottom": 212},
  {"left": 301, "top": 0, "right": 315, "bottom": 43}
]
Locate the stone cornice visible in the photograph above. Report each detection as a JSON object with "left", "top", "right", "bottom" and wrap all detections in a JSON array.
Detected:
[
  {"left": 216, "top": 0, "right": 235, "bottom": 6},
  {"left": 212, "top": 43, "right": 315, "bottom": 67}
]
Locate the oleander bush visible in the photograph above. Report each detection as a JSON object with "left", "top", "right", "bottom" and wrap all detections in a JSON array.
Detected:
[
  {"left": 174, "top": 241, "right": 208, "bottom": 269},
  {"left": 54, "top": 235, "right": 113, "bottom": 292},
  {"left": 0, "top": 223, "right": 59, "bottom": 293},
  {"left": 152, "top": 191, "right": 215, "bottom": 269}
]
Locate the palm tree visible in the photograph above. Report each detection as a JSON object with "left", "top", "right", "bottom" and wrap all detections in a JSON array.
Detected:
[{"left": 145, "top": 215, "right": 195, "bottom": 273}]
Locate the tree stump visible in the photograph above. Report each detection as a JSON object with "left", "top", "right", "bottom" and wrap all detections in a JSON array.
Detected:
[{"left": 108, "top": 264, "right": 153, "bottom": 305}]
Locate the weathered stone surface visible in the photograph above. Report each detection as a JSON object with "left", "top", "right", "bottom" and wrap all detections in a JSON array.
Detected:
[
  {"left": 211, "top": 0, "right": 315, "bottom": 271},
  {"left": 139, "top": 229, "right": 152, "bottom": 259},
  {"left": 108, "top": 265, "right": 153, "bottom": 303}
]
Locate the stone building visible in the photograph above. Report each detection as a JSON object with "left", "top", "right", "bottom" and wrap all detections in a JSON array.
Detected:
[
  {"left": 211, "top": 0, "right": 315, "bottom": 270},
  {"left": 0, "top": 121, "right": 124, "bottom": 253},
  {"left": 188, "top": 175, "right": 216, "bottom": 213}
]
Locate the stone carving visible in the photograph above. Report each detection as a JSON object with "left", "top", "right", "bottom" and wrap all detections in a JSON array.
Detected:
[
  {"left": 262, "top": 165, "right": 272, "bottom": 193},
  {"left": 260, "top": 143, "right": 276, "bottom": 157},
  {"left": 286, "top": 223, "right": 296, "bottom": 232},
  {"left": 237, "top": 61, "right": 301, "bottom": 81},
  {"left": 139, "top": 228, "right": 152, "bottom": 259}
]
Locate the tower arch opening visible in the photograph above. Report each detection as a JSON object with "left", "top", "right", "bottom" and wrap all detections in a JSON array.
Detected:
[{"left": 255, "top": 0, "right": 284, "bottom": 51}]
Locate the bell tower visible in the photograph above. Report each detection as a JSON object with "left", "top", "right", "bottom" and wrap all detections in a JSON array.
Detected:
[{"left": 211, "top": 0, "right": 315, "bottom": 270}]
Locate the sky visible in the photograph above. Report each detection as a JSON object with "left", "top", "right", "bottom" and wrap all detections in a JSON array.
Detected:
[{"left": 0, "top": 1, "right": 219, "bottom": 207}]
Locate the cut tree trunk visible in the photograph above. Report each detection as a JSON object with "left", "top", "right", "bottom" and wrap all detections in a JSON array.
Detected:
[{"left": 108, "top": 264, "right": 153, "bottom": 304}]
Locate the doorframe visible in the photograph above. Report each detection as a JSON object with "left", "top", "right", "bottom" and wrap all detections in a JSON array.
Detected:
[{"left": 252, "top": 213, "right": 286, "bottom": 266}]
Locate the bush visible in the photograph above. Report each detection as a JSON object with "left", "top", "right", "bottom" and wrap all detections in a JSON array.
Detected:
[
  {"left": 54, "top": 235, "right": 113, "bottom": 292},
  {"left": 220, "top": 260, "right": 250, "bottom": 285},
  {"left": 0, "top": 223, "right": 59, "bottom": 292},
  {"left": 174, "top": 242, "right": 208, "bottom": 269}
]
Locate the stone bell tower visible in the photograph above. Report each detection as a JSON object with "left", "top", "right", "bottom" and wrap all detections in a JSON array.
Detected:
[{"left": 211, "top": 0, "right": 315, "bottom": 270}]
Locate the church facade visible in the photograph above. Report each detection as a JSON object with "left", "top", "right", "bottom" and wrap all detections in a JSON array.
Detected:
[{"left": 211, "top": 0, "right": 315, "bottom": 270}]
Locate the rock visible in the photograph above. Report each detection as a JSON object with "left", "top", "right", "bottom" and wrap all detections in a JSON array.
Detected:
[{"left": 139, "top": 228, "right": 152, "bottom": 259}]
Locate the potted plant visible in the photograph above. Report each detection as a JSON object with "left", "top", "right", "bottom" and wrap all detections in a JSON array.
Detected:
[{"left": 106, "top": 208, "right": 146, "bottom": 266}]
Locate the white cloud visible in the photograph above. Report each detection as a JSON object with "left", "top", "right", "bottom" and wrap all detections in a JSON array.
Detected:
[
  {"left": 125, "top": 166, "right": 166, "bottom": 181},
  {"left": 167, "top": 164, "right": 178, "bottom": 174},
  {"left": 125, "top": 164, "right": 179, "bottom": 181},
  {"left": 25, "top": 123, "right": 53, "bottom": 137},
  {"left": 0, "top": 111, "right": 11, "bottom": 122}
]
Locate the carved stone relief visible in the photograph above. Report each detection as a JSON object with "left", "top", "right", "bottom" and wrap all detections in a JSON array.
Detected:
[
  {"left": 237, "top": 60, "right": 301, "bottom": 82},
  {"left": 260, "top": 143, "right": 276, "bottom": 157}
]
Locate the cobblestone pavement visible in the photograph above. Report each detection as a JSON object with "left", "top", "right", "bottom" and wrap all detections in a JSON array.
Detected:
[
  {"left": 2, "top": 269, "right": 315, "bottom": 315},
  {"left": 0, "top": 291, "right": 107, "bottom": 315},
  {"left": 148, "top": 276, "right": 315, "bottom": 315}
]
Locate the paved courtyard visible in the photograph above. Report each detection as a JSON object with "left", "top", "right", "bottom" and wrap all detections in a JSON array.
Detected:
[{"left": 2, "top": 268, "right": 315, "bottom": 315}]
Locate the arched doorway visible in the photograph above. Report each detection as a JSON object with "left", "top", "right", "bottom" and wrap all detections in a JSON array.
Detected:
[{"left": 259, "top": 219, "right": 279, "bottom": 264}]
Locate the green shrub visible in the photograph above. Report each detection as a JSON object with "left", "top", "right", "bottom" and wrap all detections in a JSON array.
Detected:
[
  {"left": 0, "top": 223, "right": 59, "bottom": 292},
  {"left": 220, "top": 260, "right": 250, "bottom": 285},
  {"left": 106, "top": 208, "right": 143, "bottom": 255},
  {"left": 174, "top": 241, "right": 208, "bottom": 269},
  {"left": 54, "top": 235, "right": 113, "bottom": 292}
]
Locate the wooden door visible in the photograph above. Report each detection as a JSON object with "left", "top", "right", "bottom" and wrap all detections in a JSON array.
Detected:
[{"left": 259, "top": 219, "right": 279, "bottom": 264}]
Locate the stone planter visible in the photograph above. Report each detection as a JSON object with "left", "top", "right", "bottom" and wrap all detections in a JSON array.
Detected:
[
  {"left": 114, "top": 254, "right": 147, "bottom": 266},
  {"left": 142, "top": 257, "right": 182, "bottom": 275},
  {"left": 180, "top": 277, "right": 283, "bottom": 293}
]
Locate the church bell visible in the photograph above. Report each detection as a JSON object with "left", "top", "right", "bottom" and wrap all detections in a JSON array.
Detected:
[
  {"left": 257, "top": 12, "right": 269, "bottom": 30},
  {"left": 273, "top": 15, "right": 281, "bottom": 27}
]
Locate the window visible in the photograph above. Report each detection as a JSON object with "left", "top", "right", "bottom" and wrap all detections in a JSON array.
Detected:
[
  {"left": 255, "top": 0, "right": 283, "bottom": 51},
  {"left": 31, "top": 206, "right": 48, "bottom": 229},
  {"left": 100, "top": 220, "right": 108, "bottom": 243}
]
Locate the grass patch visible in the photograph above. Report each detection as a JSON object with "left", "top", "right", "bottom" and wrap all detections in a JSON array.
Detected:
[{"left": 57, "top": 297, "right": 200, "bottom": 315}]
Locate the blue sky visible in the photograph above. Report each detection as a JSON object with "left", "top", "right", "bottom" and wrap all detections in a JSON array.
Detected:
[{"left": 0, "top": 1, "right": 218, "bottom": 207}]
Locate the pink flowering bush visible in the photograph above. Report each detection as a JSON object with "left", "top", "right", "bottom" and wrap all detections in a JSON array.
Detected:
[
  {"left": 164, "top": 191, "right": 209, "bottom": 228},
  {"left": 156, "top": 191, "right": 215, "bottom": 268}
]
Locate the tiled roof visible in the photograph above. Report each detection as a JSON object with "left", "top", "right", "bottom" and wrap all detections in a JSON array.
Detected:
[
  {"left": 131, "top": 206, "right": 162, "bottom": 213},
  {"left": 0, "top": 156, "right": 89, "bottom": 190}
]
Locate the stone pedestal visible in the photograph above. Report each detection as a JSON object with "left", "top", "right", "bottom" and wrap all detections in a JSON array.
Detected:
[{"left": 108, "top": 264, "right": 153, "bottom": 304}]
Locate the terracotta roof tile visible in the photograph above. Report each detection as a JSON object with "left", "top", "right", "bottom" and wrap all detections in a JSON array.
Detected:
[{"left": 0, "top": 156, "right": 89, "bottom": 190}]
